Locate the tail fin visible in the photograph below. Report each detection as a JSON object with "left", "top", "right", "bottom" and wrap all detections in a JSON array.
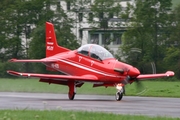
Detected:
[{"left": 46, "top": 22, "right": 70, "bottom": 57}]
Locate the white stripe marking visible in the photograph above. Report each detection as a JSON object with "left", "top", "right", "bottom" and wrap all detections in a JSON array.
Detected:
[{"left": 47, "top": 58, "right": 119, "bottom": 78}]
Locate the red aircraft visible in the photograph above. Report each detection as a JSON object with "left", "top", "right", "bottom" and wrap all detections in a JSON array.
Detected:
[{"left": 7, "top": 22, "right": 174, "bottom": 101}]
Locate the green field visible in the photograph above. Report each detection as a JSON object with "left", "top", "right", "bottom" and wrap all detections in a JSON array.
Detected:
[
  {"left": 172, "top": 0, "right": 180, "bottom": 8},
  {"left": 0, "top": 78, "right": 180, "bottom": 97},
  {"left": 0, "top": 110, "right": 179, "bottom": 120},
  {"left": 0, "top": 78, "right": 180, "bottom": 119}
]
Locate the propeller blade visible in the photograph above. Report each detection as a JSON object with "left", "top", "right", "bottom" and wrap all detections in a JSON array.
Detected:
[{"left": 134, "top": 79, "right": 144, "bottom": 93}]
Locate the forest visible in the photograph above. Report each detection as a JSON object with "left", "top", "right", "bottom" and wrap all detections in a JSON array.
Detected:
[{"left": 0, "top": 0, "right": 180, "bottom": 79}]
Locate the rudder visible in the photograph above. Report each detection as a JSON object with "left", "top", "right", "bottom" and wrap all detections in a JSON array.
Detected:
[{"left": 46, "top": 22, "right": 70, "bottom": 57}]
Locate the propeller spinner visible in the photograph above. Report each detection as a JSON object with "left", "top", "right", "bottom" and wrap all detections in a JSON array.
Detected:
[
  {"left": 127, "top": 67, "right": 140, "bottom": 77},
  {"left": 114, "top": 62, "right": 140, "bottom": 79},
  {"left": 114, "top": 62, "right": 141, "bottom": 84}
]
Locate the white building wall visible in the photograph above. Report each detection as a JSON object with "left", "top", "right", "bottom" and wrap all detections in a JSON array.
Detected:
[{"left": 58, "top": 0, "right": 135, "bottom": 53}]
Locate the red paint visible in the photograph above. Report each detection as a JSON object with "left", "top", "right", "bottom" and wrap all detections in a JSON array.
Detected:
[{"left": 7, "top": 22, "right": 175, "bottom": 100}]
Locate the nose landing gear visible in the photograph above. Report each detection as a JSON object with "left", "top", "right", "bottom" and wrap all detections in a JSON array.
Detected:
[
  {"left": 115, "top": 83, "right": 124, "bottom": 101},
  {"left": 116, "top": 92, "right": 123, "bottom": 101}
]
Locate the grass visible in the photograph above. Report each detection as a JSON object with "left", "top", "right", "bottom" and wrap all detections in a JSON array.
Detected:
[
  {"left": 0, "top": 78, "right": 180, "bottom": 97},
  {"left": 0, "top": 79, "right": 180, "bottom": 119},
  {"left": 0, "top": 110, "right": 179, "bottom": 120},
  {"left": 172, "top": 0, "right": 180, "bottom": 8}
]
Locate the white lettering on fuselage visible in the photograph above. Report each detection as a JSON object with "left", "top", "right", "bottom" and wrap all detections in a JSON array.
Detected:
[
  {"left": 47, "top": 46, "right": 54, "bottom": 51},
  {"left": 47, "top": 42, "right": 54, "bottom": 45},
  {"left": 91, "top": 61, "right": 94, "bottom": 66},
  {"left": 51, "top": 63, "right": 59, "bottom": 69},
  {"left": 79, "top": 56, "right": 82, "bottom": 62}
]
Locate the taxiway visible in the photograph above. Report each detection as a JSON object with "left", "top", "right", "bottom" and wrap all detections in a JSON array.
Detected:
[{"left": 0, "top": 92, "right": 179, "bottom": 118}]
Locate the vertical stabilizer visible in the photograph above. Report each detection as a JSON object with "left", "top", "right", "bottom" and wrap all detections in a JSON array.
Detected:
[{"left": 46, "top": 22, "right": 70, "bottom": 57}]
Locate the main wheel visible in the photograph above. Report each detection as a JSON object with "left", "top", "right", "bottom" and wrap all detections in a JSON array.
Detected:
[
  {"left": 115, "top": 92, "right": 123, "bottom": 101},
  {"left": 68, "top": 92, "right": 76, "bottom": 100}
]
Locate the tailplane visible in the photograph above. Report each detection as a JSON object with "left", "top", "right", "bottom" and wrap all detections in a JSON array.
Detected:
[{"left": 46, "top": 22, "right": 70, "bottom": 57}]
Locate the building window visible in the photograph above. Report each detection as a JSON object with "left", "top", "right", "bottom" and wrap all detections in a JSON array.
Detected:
[
  {"left": 90, "top": 34, "right": 99, "bottom": 44},
  {"left": 99, "top": 12, "right": 104, "bottom": 20},
  {"left": 57, "top": 1, "right": 61, "bottom": 10},
  {"left": 109, "top": 12, "right": 113, "bottom": 18},
  {"left": 100, "top": 19, "right": 108, "bottom": 28},
  {"left": 67, "top": 1, "right": 70, "bottom": 10},
  {"left": 88, "top": 12, "right": 93, "bottom": 21},
  {"left": 46, "top": 2, "right": 50, "bottom": 10},
  {"left": 102, "top": 33, "right": 111, "bottom": 45},
  {"left": 79, "top": 13, "right": 83, "bottom": 22},
  {"left": 85, "top": 0, "right": 91, "bottom": 3},
  {"left": 113, "top": 33, "right": 122, "bottom": 45},
  {"left": 88, "top": 32, "right": 124, "bottom": 46},
  {"left": 79, "top": 29, "right": 83, "bottom": 39}
]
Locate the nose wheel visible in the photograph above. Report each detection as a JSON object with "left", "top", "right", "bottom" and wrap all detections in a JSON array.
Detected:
[
  {"left": 115, "top": 83, "right": 124, "bottom": 101},
  {"left": 115, "top": 92, "right": 123, "bottom": 101}
]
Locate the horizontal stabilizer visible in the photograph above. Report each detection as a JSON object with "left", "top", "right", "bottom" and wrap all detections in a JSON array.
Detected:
[
  {"left": 7, "top": 70, "right": 98, "bottom": 82},
  {"left": 9, "top": 58, "right": 56, "bottom": 63}
]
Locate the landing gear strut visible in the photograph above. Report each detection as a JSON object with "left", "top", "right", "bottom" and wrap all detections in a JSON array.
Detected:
[
  {"left": 115, "top": 83, "right": 124, "bottom": 101},
  {"left": 68, "top": 82, "right": 76, "bottom": 100}
]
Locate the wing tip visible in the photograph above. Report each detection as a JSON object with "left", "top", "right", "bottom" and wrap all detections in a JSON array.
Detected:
[
  {"left": 7, "top": 70, "right": 13, "bottom": 74},
  {"left": 8, "top": 58, "right": 17, "bottom": 62},
  {"left": 7, "top": 70, "right": 23, "bottom": 76},
  {"left": 166, "top": 71, "right": 175, "bottom": 77}
]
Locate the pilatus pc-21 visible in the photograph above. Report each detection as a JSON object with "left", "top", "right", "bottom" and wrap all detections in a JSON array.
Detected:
[{"left": 7, "top": 22, "right": 174, "bottom": 101}]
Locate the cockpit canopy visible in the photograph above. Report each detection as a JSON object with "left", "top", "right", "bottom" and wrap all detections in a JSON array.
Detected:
[{"left": 77, "top": 44, "right": 114, "bottom": 60}]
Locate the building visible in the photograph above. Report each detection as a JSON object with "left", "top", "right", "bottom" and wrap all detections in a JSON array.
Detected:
[{"left": 58, "top": 0, "right": 135, "bottom": 53}]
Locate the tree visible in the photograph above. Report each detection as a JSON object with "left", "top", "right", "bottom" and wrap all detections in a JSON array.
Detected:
[
  {"left": 163, "top": 4, "right": 180, "bottom": 79},
  {"left": 29, "top": 0, "right": 80, "bottom": 58},
  {"left": 67, "top": 0, "right": 123, "bottom": 47},
  {"left": 0, "top": 0, "right": 80, "bottom": 76},
  {"left": 54, "top": 3, "right": 80, "bottom": 50},
  {"left": 28, "top": 0, "right": 80, "bottom": 73},
  {"left": 90, "top": 0, "right": 122, "bottom": 45},
  {"left": 120, "top": 0, "right": 172, "bottom": 73},
  {"left": 0, "top": 0, "right": 23, "bottom": 61},
  {"left": 0, "top": 0, "right": 50, "bottom": 62}
]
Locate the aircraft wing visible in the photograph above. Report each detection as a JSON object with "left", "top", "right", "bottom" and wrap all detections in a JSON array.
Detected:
[
  {"left": 137, "top": 71, "right": 174, "bottom": 80},
  {"left": 9, "top": 58, "right": 56, "bottom": 63},
  {"left": 7, "top": 70, "right": 98, "bottom": 82}
]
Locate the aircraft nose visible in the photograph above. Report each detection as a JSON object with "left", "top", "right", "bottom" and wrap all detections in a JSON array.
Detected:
[{"left": 128, "top": 67, "right": 140, "bottom": 77}]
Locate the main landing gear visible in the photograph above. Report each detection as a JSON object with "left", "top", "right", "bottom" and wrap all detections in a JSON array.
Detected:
[
  {"left": 68, "top": 82, "right": 76, "bottom": 100},
  {"left": 115, "top": 83, "right": 124, "bottom": 101},
  {"left": 67, "top": 82, "right": 125, "bottom": 101}
]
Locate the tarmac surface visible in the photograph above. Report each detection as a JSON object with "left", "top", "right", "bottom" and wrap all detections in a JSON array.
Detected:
[{"left": 0, "top": 92, "right": 180, "bottom": 118}]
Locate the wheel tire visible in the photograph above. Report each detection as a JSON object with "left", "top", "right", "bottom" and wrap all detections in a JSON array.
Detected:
[
  {"left": 115, "top": 92, "right": 123, "bottom": 101},
  {"left": 68, "top": 92, "right": 76, "bottom": 100}
]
